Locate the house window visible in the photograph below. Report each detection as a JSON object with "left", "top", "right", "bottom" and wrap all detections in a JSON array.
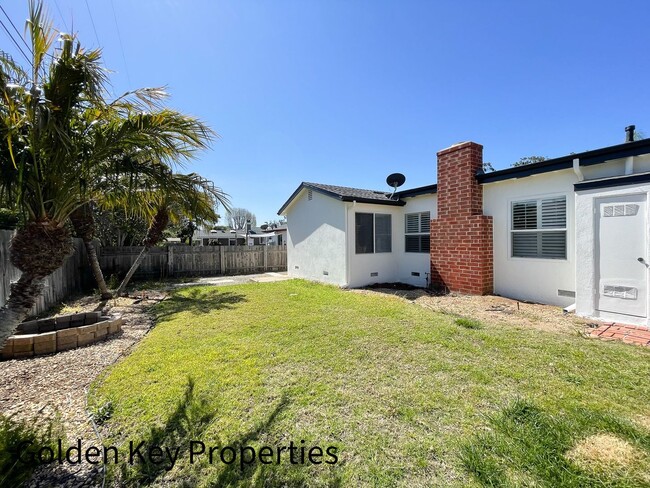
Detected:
[
  {"left": 511, "top": 196, "right": 566, "bottom": 259},
  {"left": 355, "top": 213, "right": 392, "bottom": 254},
  {"left": 405, "top": 211, "right": 430, "bottom": 253}
]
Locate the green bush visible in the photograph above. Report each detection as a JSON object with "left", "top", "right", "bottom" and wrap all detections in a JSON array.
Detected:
[{"left": 0, "top": 415, "right": 63, "bottom": 487}]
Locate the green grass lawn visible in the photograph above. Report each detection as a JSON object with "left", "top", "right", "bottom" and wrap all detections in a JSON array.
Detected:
[{"left": 90, "top": 280, "right": 650, "bottom": 487}]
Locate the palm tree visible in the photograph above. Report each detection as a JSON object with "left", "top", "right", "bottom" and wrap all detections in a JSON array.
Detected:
[
  {"left": 0, "top": 1, "right": 216, "bottom": 345},
  {"left": 114, "top": 171, "right": 229, "bottom": 296}
]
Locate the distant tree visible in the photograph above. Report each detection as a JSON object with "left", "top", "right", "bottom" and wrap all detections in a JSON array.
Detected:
[
  {"left": 511, "top": 156, "right": 548, "bottom": 167},
  {"left": 176, "top": 218, "right": 197, "bottom": 245},
  {"left": 228, "top": 208, "right": 256, "bottom": 229},
  {"left": 263, "top": 219, "right": 285, "bottom": 229}
]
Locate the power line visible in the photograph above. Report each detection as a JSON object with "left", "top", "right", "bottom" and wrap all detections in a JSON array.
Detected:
[
  {"left": 0, "top": 17, "right": 31, "bottom": 66},
  {"left": 83, "top": 0, "right": 101, "bottom": 48},
  {"left": 110, "top": 0, "right": 131, "bottom": 86},
  {"left": 52, "top": 0, "right": 70, "bottom": 33},
  {"left": 0, "top": 5, "right": 32, "bottom": 57}
]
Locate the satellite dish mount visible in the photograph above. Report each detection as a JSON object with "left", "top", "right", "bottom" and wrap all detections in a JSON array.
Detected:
[{"left": 386, "top": 173, "right": 406, "bottom": 199}]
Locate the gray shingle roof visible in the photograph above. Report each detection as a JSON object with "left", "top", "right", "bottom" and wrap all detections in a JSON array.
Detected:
[
  {"left": 278, "top": 181, "right": 438, "bottom": 215},
  {"left": 304, "top": 182, "right": 396, "bottom": 202}
]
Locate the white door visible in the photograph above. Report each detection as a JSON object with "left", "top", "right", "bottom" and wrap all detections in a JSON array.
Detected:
[{"left": 596, "top": 194, "right": 647, "bottom": 318}]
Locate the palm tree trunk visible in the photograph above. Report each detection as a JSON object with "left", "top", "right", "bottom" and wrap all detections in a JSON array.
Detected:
[
  {"left": 114, "top": 245, "right": 151, "bottom": 296},
  {"left": 0, "top": 274, "right": 44, "bottom": 348},
  {"left": 70, "top": 205, "right": 112, "bottom": 299},
  {"left": 83, "top": 238, "right": 112, "bottom": 299}
]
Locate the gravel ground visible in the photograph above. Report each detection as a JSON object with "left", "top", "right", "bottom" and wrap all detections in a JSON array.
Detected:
[
  {"left": 1, "top": 292, "right": 164, "bottom": 488},
  {"left": 350, "top": 288, "right": 592, "bottom": 336}
]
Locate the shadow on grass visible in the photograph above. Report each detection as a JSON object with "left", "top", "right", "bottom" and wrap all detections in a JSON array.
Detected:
[
  {"left": 119, "top": 376, "right": 217, "bottom": 485},
  {"left": 154, "top": 288, "right": 247, "bottom": 321},
  {"left": 461, "top": 399, "right": 650, "bottom": 487},
  {"left": 205, "top": 394, "right": 342, "bottom": 488}
]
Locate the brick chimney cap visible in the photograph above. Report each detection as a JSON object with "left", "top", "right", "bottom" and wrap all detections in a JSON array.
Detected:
[{"left": 437, "top": 141, "right": 483, "bottom": 156}]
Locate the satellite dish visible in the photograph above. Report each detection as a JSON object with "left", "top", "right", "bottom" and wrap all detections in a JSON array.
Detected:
[
  {"left": 386, "top": 173, "right": 406, "bottom": 199},
  {"left": 386, "top": 173, "right": 406, "bottom": 188}
]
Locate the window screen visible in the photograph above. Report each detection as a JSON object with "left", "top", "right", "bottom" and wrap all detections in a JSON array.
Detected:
[{"left": 375, "top": 214, "right": 392, "bottom": 253}]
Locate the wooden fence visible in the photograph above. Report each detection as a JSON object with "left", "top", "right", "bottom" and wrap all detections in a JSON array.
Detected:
[
  {"left": 1, "top": 230, "right": 287, "bottom": 316},
  {"left": 98, "top": 245, "right": 287, "bottom": 280},
  {"left": 0, "top": 230, "right": 92, "bottom": 315}
]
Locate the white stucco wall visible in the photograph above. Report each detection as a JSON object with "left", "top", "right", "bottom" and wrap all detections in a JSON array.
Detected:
[
  {"left": 345, "top": 194, "right": 437, "bottom": 288},
  {"left": 285, "top": 189, "right": 347, "bottom": 286},
  {"left": 575, "top": 182, "right": 650, "bottom": 326},
  {"left": 396, "top": 194, "right": 437, "bottom": 287},
  {"left": 483, "top": 169, "right": 577, "bottom": 307}
]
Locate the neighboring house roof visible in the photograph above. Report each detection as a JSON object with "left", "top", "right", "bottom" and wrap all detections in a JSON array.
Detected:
[
  {"left": 278, "top": 182, "right": 438, "bottom": 215},
  {"left": 478, "top": 138, "right": 650, "bottom": 184}
]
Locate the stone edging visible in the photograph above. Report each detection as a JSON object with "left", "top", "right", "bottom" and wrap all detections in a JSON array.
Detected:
[{"left": 1, "top": 315, "right": 124, "bottom": 360}]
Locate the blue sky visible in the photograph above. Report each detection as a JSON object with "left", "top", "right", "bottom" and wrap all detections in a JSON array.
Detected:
[{"left": 2, "top": 1, "right": 649, "bottom": 224}]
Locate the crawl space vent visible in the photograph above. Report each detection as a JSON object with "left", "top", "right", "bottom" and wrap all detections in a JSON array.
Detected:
[
  {"left": 603, "top": 285, "right": 638, "bottom": 300},
  {"left": 557, "top": 289, "right": 575, "bottom": 298},
  {"left": 411, "top": 272, "right": 420, "bottom": 277},
  {"left": 603, "top": 204, "right": 639, "bottom": 217},
  {"left": 370, "top": 272, "right": 379, "bottom": 277}
]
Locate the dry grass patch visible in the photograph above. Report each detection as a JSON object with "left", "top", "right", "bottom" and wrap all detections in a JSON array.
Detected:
[{"left": 566, "top": 434, "right": 643, "bottom": 469}]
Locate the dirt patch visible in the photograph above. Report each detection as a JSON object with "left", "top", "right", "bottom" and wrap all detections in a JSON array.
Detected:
[
  {"left": 635, "top": 415, "right": 650, "bottom": 432},
  {"left": 349, "top": 289, "right": 589, "bottom": 335},
  {"left": 566, "top": 434, "right": 646, "bottom": 473},
  {"left": 0, "top": 292, "right": 164, "bottom": 487}
]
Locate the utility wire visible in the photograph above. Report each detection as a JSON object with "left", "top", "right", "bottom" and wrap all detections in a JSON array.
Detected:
[
  {"left": 0, "top": 17, "right": 31, "bottom": 66},
  {"left": 52, "top": 0, "right": 70, "bottom": 33},
  {"left": 84, "top": 0, "right": 101, "bottom": 49},
  {"left": 110, "top": 0, "right": 131, "bottom": 86},
  {"left": 0, "top": 5, "right": 32, "bottom": 56}
]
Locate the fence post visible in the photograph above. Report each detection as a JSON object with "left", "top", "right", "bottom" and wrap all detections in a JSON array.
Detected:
[
  {"left": 220, "top": 246, "right": 226, "bottom": 275},
  {"left": 168, "top": 245, "right": 174, "bottom": 278},
  {"left": 263, "top": 245, "right": 268, "bottom": 271}
]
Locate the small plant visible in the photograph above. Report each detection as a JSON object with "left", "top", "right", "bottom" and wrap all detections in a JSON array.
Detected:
[
  {"left": 455, "top": 317, "right": 482, "bottom": 329},
  {"left": 0, "top": 414, "right": 63, "bottom": 487},
  {"left": 106, "top": 274, "right": 120, "bottom": 291},
  {"left": 90, "top": 401, "right": 114, "bottom": 426}
]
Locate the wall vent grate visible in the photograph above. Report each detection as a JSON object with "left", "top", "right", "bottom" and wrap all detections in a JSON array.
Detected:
[
  {"left": 603, "top": 204, "right": 638, "bottom": 217},
  {"left": 323, "top": 271, "right": 329, "bottom": 276},
  {"left": 308, "top": 189, "right": 313, "bottom": 201},
  {"left": 557, "top": 289, "right": 575, "bottom": 298},
  {"left": 411, "top": 272, "right": 420, "bottom": 277},
  {"left": 603, "top": 285, "right": 637, "bottom": 300},
  {"left": 370, "top": 272, "right": 379, "bottom": 277}
]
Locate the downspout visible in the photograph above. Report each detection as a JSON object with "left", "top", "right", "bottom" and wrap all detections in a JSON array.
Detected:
[
  {"left": 572, "top": 158, "right": 584, "bottom": 182},
  {"left": 565, "top": 158, "right": 583, "bottom": 313}
]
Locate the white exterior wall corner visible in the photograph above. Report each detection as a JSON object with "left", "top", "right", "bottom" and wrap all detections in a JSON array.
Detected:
[
  {"left": 285, "top": 189, "right": 348, "bottom": 286},
  {"left": 575, "top": 182, "right": 650, "bottom": 326},
  {"left": 345, "top": 194, "right": 437, "bottom": 288},
  {"left": 482, "top": 169, "right": 578, "bottom": 307}
]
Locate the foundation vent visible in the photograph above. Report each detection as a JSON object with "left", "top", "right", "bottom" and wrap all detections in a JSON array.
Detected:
[
  {"left": 603, "top": 285, "right": 638, "bottom": 300},
  {"left": 411, "top": 272, "right": 420, "bottom": 277},
  {"left": 370, "top": 272, "right": 379, "bottom": 277},
  {"left": 557, "top": 289, "right": 575, "bottom": 298},
  {"left": 603, "top": 204, "right": 639, "bottom": 217},
  {"left": 323, "top": 271, "right": 329, "bottom": 276}
]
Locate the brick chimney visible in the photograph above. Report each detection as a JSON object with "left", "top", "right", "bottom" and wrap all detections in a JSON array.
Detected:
[{"left": 430, "top": 142, "right": 493, "bottom": 294}]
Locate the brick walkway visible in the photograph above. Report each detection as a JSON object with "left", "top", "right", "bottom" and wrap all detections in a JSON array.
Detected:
[{"left": 590, "top": 323, "right": 650, "bottom": 346}]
